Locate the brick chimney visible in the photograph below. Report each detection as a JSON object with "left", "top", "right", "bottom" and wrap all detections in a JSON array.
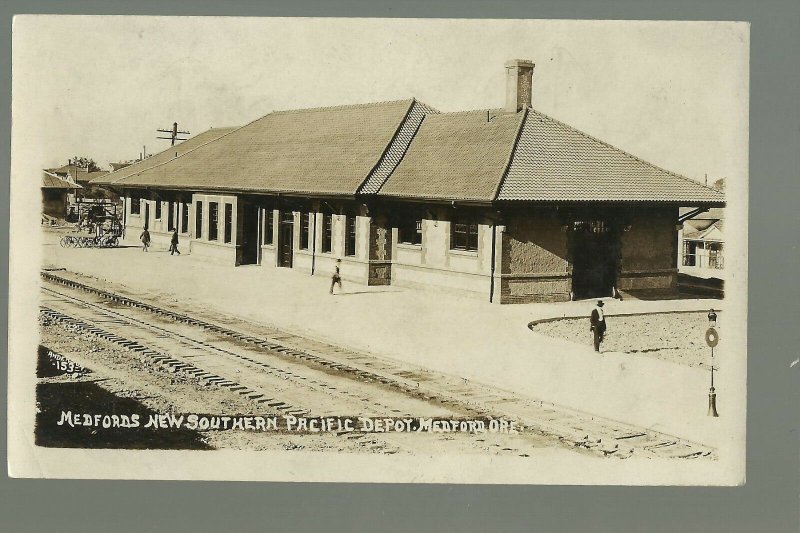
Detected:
[{"left": 504, "top": 59, "right": 535, "bottom": 113}]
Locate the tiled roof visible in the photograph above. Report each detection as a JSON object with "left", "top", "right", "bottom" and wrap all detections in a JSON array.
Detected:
[
  {"left": 42, "top": 171, "right": 82, "bottom": 189},
  {"left": 94, "top": 100, "right": 416, "bottom": 196},
  {"left": 91, "top": 127, "right": 237, "bottom": 185},
  {"left": 89, "top": 97, "right": 725, "bottom": 207},
  {"left": 497, "top": 110, "right": 725, "bottom": 204},
  {"left": 376, "top": 109, "right": 524, "bottom": 202}
]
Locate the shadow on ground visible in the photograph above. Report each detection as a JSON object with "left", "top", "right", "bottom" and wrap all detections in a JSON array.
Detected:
[{"left": 36, "top": 347, "right": 212, "bottom": 450}]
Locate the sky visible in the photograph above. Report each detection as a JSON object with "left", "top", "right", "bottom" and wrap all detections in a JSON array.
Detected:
[{"left": 12, "top": 17, "right": 748, "bottom": 185}]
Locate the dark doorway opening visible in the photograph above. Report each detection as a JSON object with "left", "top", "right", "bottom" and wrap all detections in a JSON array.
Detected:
[
  {"left": 278, "top": 211, "right": 294, "bottom": 268},
  {"left": 571, "top": 220, "right": 619, "bottom": 299},
  {"left": 143, "top": 203, "right": 150, "bottom": 230},
  {"left": 237, "top": 201, "right": 260, "bottom": 266}
]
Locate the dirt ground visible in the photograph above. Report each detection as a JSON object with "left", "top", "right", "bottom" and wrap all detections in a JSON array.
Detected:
[
  {"left": 37, "top": 316, "right": 560, "bottom": 456},
  {"left": 531, "top": 312, "right": 721, "bottom": 369},
  {"left": 38, "top": 316, "right": 374, "bottom": 453}
]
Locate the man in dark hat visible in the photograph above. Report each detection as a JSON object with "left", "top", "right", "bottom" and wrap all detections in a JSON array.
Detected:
[
  {"left": 590, "top": 300, "right": 607, "bottom": 352},
  {"left": 169, "top": 229, "right": 181, "bottom": 255},
  {"left": 139, "top": 227, "right": 151, "bottom": 252}
]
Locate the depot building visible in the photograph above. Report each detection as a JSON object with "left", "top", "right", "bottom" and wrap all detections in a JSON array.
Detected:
[{"left": 92, "top": 60, "right": 725, "bottom": 304}]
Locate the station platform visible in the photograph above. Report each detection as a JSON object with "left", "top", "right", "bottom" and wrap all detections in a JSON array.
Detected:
[{"left": 41, "top": 228, "right": 738, "bottom": 449}]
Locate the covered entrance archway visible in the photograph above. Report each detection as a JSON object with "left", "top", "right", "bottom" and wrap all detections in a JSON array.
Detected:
[{"left": 570, "top": 219, "right": 620, "bottom": 299}]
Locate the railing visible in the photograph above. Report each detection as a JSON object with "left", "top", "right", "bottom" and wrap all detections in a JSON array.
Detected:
[{"left": 682, "top": 253, "right": 724, "bottom": 269}]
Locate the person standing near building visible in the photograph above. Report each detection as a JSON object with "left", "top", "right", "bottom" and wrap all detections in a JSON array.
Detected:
[
  {"left": 590, "top": 300, "right": 607, "bottom": 352},
  {"left": 140, "top": 227, "right": 151, "bottom": 252},
  {"left": 169, "top": 229, "right": 181, "bottom": 255},
  {"left": 330, "top": 259, "right": 343, "bottom": 294}
]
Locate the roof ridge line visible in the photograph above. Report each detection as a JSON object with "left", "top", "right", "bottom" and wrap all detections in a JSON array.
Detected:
[
  {"left": 527, "top": 108, "right": 725, "bottom": 197},
  {"left": 427, "top": 108, "right": 506, "bottom": 117},
  {"left": 492, "top": 108, "right": 530, "bottom": 202},
  {"left": 270, "top": 98, "right": 415, "bottom": 116}
]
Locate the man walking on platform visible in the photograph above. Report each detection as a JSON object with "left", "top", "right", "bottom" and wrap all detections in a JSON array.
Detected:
[
  {"left": 590, "top": 300, "right": 607, "bottom": 352},
  {"left": 169, "top": 229, "right": 181, "bottom": 255},
  {"left": 330, "top": 259, "right": 343, "bottom": 294},
  {"left": 140, "top": 228, "right": 151, "bottom": 252}
]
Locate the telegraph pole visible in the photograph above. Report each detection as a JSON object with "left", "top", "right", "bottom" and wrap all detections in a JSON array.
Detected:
[{"left": 157, "top": 122, "right": 190, "bottom": 146}]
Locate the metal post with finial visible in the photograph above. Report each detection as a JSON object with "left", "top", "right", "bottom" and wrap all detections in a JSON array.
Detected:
[{"left": 706, "top": 309, "right": 719, "bottom": 417}]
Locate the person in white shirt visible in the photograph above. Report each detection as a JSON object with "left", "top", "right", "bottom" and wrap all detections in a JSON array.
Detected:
[{"left": 329, "top": 259, "right": 342, "bottom": 294}]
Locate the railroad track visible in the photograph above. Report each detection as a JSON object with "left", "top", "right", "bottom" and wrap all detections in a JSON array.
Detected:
[{"left": 40, "top": 269, "right": 716, "bottom": 459}]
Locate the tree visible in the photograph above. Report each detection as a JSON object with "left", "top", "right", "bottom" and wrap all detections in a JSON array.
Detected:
[{"left": 70, "top": 156, "right": 101, "bottom": 172}]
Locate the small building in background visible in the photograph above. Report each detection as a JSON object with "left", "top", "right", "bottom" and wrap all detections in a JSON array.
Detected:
[
  {"left": 41, "top": 170, "right": 82, "bottom": 222},
  {"left": 47, "top": 163, "right": 108, "bottom": 188},
  {"left": 679, "top": 207, "right": 725, "bottom": 275}
]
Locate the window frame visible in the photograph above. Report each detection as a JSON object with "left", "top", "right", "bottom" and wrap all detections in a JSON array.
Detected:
[
  {"left": 345, "top": 215, "right": 357, "bottom": 257},
  {"left": 181, "top": 202, "right": 189, "bottom": 234},
  {"left": 223, "top": 203, "right": 233, "bottom": 244},
  {"left": 154, "top": 200, "right": 162, "bottom": 220},
  {"left": 450, "top": 218, "right": 479, "bottom": 252},
  {"left": 398, "top": 218, "right": 423, "bottom": 246},
  {"left": 263, "top": 208, "right": 274, "bottom": 245},
  {"left": 130, "top": 196, "right": 141, "bottom": 215},
  {"left": 208, "top": 202, "right": 219, "bottom": 241},
  {"left": 321, "top": 213, "right": 333, "bottom": 253},
  {"left": 300, "top": 212, "right": 311, "bottom": 250},
  {"left": 195, "top": 201, "right": 203, "bottom": 239}
]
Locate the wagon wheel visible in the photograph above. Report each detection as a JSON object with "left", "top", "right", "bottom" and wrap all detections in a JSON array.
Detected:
[{"left": 60, "top": 236, "right": 69, "bottom": 248}]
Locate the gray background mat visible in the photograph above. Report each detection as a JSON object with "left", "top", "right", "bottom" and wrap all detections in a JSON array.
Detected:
[{"left": 1, "top": 1, "right": 798, "bottom": 531}]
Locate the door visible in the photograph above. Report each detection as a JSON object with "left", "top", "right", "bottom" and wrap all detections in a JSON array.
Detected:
[
  {"left": 143, "top": 203, "right": 150, "bottom": 230},
  {"left": 571, "top": 220, "right": 618, "bottom": 299},
  {"left": 237, "top": 202, "right": 260, "bottom": 265},
  {"left": 278, "top": 211, "right": 294, "bottom": 268}
]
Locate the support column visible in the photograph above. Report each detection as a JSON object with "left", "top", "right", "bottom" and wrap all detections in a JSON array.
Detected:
[{"left": 368, "top": 215, "right": 392, "bottom": 286}]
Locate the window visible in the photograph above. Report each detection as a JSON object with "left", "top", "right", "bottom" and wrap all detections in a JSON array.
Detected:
[
  {"left": 345, "top": 215, "right": 356, "bottom": 256},
  {"left": 301, "top": 213, "right": 311, "bottom": 250},
  {"left": 195, "top": 202, "right": 203, "bottom": 238},
  {"left": 398, "top": 218, "right": 422, "bottom": 245},
  {"left": 224, "top": 203, "right": 233, "bottom": 243},
  {"left": 167, "top": 202, "right": 175, "bottom": 231},
  {"left": 181, "top": 202, "right": 189, "bottom": 233},
  {"left": 708, "top": 244, "right": 724, "bottom": 269},
  {"left": 208, "top": 202, "right": 219, "bottom": 241},
  {"left": 321, "top": 213, "right": 332, "bottom": 253},
  {"left": 263, "top": 208, "right": 274, "bottom": 245},
  {"left": 451, "top": 218, "right": 479, "bottom": 251},
  {"left": 130, "top": 196, "right": 141, "bottom": 215},
  {"left": 155, "top": 200, "right": 162, "bottom": 220}
]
